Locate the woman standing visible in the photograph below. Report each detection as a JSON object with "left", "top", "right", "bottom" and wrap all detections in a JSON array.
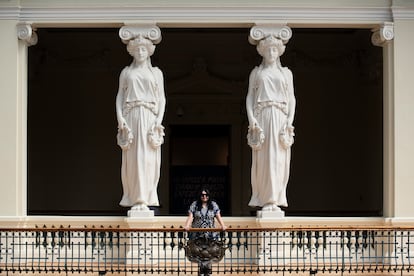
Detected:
[
  {"left": 246, "top": 35, "right": 296, "bottom": 212},
  {"left": 116, "top": 35, "right": 166, "bottom": 211},
  {"left": 184, "top": 188, "right": 226, "bottom": 238}
]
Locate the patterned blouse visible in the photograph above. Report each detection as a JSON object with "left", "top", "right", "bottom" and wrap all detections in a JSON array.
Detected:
[{"left": 188, "top": 201, "right": 220, "bottom": 229}]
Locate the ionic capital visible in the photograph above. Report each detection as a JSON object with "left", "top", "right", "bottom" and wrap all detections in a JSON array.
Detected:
[
  {"left": 119, "top": 24, "right": 161, "bottom": 44},
  {"left": 17, "top": 22, "right": 38, "bottom": 46},
  {"left": 249, "top": 24, "right": 292, "bottom": 45},
  {"left": 371, "top": 22, "right": 394, "bottom": 47}
]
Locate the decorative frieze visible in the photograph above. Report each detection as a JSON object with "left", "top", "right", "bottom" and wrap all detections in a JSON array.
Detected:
[
  {"left": 371, "top": 22, "right": 394, "bottom": 47},
  {"left": 16, "top": 22, "right": 37, "bottom": 46}
]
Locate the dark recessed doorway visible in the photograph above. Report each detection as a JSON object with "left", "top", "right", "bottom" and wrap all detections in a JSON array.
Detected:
[
  {"left": 169, "top": 125, "right": 230, "bottom": 215},
  {"left": 27, "top": 28, "right": 383, "bottom": 216}
]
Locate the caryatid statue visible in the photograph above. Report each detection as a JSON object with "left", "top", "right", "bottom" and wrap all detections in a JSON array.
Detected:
[
  {"left": 116, "top": 25, "right": 166, "bottom": 215},
  {"left": 246, "top": 25, "right": 296, "bottom": 213}
]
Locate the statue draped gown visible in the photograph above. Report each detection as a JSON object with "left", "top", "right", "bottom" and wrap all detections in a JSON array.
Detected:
[
  {"left": 118, "top": 66, "right": 163, "bottom": 207},
  {"left": 248, "top": 64, "right": 294, "bottom": 208}
]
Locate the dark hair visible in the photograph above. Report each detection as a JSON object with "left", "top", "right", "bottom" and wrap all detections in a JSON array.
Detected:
[{"left": 196, "top": 187, "right": 214, "bottom": 211}]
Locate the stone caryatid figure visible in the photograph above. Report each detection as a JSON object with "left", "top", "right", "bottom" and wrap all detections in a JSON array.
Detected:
[
  {"left": 246, "top": 25, "right": 296, "bottom": 214},
  {"left": 116, "top": 25, "right": 166, "bottom": 215}
]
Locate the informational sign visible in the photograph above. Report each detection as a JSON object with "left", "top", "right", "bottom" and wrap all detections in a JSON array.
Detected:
[{"left": 170, "top": 166, "right": 229, "bottom": 215}]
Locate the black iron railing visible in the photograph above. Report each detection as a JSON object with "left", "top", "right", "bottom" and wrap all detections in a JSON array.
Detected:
[{"left": 0, "top": 226, "right": 413, "bottom": 274}]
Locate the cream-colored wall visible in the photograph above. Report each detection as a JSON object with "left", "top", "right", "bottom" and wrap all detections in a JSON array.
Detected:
[
  {"left": 0, "top": 0, "right": 414, "bottom": 221},
  {"left": 393, "top": 19, "right": 414, "bottom": 218}
]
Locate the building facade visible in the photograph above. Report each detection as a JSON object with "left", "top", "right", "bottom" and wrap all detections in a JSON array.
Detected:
[{"left": 0, "top": 0, "right": 414, "bottom": 228}]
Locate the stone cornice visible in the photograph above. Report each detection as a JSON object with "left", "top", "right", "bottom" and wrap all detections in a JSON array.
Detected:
[
  {"left": 392, "top": 6, "right": 414, "bottom": 21},
  {"left": 0, "top": 6, "right": 398, "bottom": 26},
  {"left": 0, "top": 7, "right": 20, "bottom": 20}
]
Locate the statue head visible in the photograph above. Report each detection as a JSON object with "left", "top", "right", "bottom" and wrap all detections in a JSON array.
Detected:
[
  {"left": 127, "top": 35, "right": 156, "bottom": 57},
  {"left": 257, "top": 35, "right": 286, "bottom": 57}
]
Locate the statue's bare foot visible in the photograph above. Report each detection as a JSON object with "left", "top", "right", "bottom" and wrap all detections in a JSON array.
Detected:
[
  {"left": 272, "top": 205, "right": 281, "bottom": 212},
  {"left": 262, "top": 203, "right": 274, "bottom": 211},
  {"left": 262, "top": 203, "right": 281, "bottom": 212},
  {"left": 132, "top": 204, "right": 149, "bottom": 211}
]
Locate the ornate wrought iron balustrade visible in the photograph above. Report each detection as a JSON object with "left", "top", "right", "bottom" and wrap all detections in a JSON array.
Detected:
[{"left": 0, "top": 226, "right": 413, "bottom": 274}]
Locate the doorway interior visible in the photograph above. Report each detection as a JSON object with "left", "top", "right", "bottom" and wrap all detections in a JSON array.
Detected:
[
  {"left": 27, "top": 27, "right": 383, "bottom": 216},
  {"left": 169, "top": 125, "right": 230, "bottom": 215}
]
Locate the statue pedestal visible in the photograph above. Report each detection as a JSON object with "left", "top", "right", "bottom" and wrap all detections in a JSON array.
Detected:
[
  {"left": 127, "top": 209, "right": 154, "bottom": 218},
  {"left": 123, "top": 212, "right": 157, "bottom": 266},
  {"left": 257, "top": 209, "right": 285, "bottom": 218}
]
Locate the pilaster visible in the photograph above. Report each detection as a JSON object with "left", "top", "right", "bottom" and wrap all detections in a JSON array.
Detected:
[
  {"left": 0, "top": 21, "right": 36, "bottom": 216},
  {"left": 371, "top": 23, "right": 395, "bottom": 218},
  {"left": 16, "top": 23, "right": 37, "bottom": 216},
  {"left": 390, "top": 19, "right": 414, "bottom": 217}
]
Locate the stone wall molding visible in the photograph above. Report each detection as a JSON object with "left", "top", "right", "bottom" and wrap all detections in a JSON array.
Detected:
[{"left": 0, "top": 5, "right": 396, "bottom": 24}]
